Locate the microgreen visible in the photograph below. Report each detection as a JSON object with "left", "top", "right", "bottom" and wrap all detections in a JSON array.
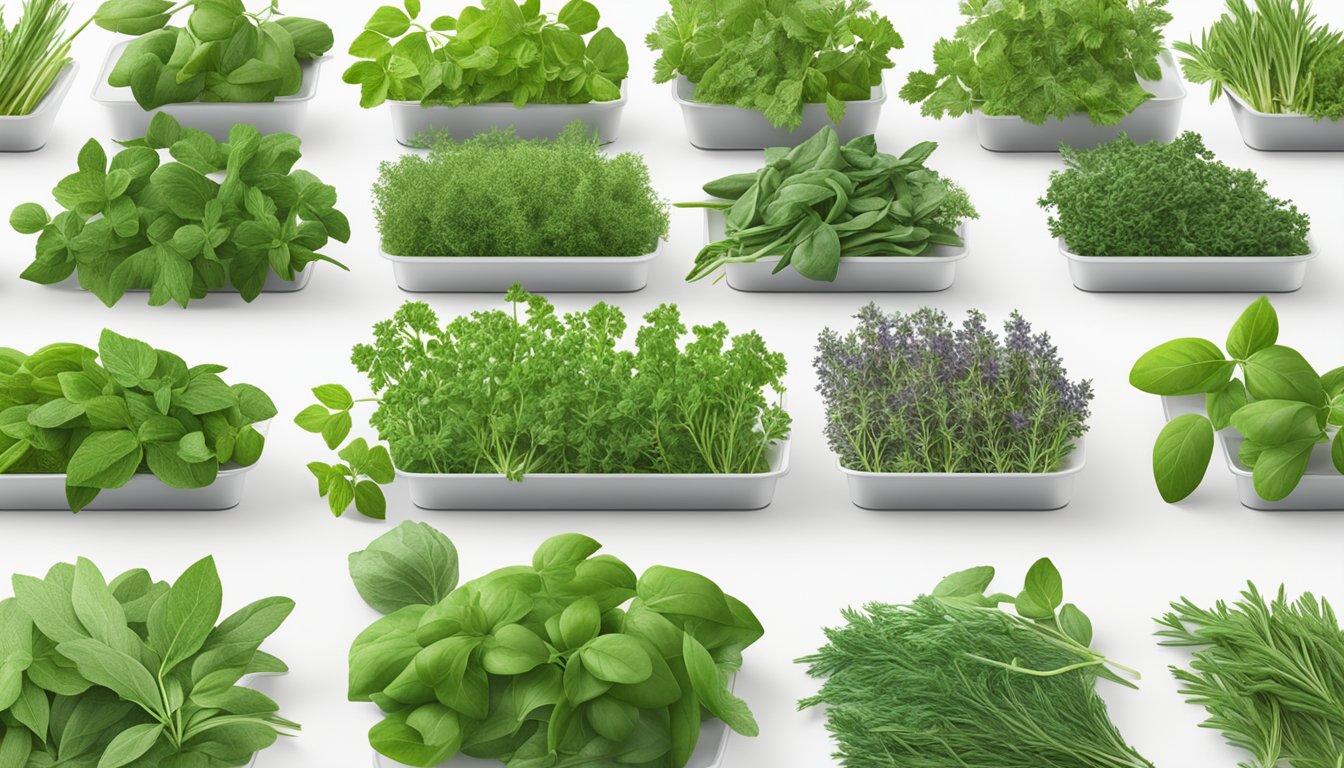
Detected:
[
  {"left": 349, "top": 523, "right": 763, "bottom": 767},
  {"left": 647, "top": 0, "right": 902, "bottom": 130},
  {"left": 0, "top": 555, "right": 297, "bottom": 766},
  {"left": 0, "top": 329, "right": 275, "bottom": 512},
  {"left": 10, "top": 113, "right": 350, "bottom": 307},
  {"left": 345, "top": 0, "right": 628, "bottom": 109},
  {"left": 295, "top": 383, "right": 394, "bottom": 521},
  {"left": 901, "top": 0, "right": 1172, "bottom": 125},
  {"left": 0, "top": 0, "right": 87, "bottom": 116},
  {"left": 815, "top": 304, "right": 1093, "bottom": 474},
  {"left": 1131, "top": 297, "right": 1344, "bottom": 502},
  {"left": 1040, "top": 132, "right": 1312, "bottom": 257},
  {"left": 94, "top": 0, "right": 333, "bottom": 109},
  {"left": 681, "top": 127, "right": 976, "bottom": 283},
  {"left": 798, "top": 558, "right": 1152, "bottom": 768},
  {"left": 375, "top": 124, "right": 669, "bottom": 259}
]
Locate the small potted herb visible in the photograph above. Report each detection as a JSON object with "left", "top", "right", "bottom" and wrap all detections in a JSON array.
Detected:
[
  {"left": 298, "top": 289, "right": 791, "bottom": 517},
  {"left": 345, "top": 0, "right": 630, "bottom": 146},
  {"left": 648, "top": 0, "right": 902, "bottom": 150},
  {"left": 1179, "top": 0, "right": 1344, "bottom": 150},
  {"left": 683, "top": 127, "right": 977, "bottom": 292},
  {"left": 901, "top": 0, "right": 1185, "bottom": 152},
  {"left": 816, "top": 305, "right": 1092, "bottom": 510},
  {"left": 0, "top": 0, "right": 85, "bottom": 151},
  {"left": 350, "top": 523, "right": 762, "bottom": 768},
  {"left": 10, "top": 113, "right": 350, "bottom": 307},
  {"left": 1040, "top": 132, "right": 1314, "bottom": 292},
  {"left": 1131, "top": 297, "right": 1344, "bottom": 510},
  {"left": 90, "top": 0, "right": 333, "bottom": 140},
  {"left": 0, "top": 329, "right": 275, "bottom": 512},
  {"left": 0, "top": 555, "right": 298, "bottom": 765},
  {"left": 376, "top": 124, "right": 669, "bottom": 293}
]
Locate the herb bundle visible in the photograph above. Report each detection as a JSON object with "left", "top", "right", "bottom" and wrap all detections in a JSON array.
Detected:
[
  {"left": 815, "top": 304, "right": 1092, "bottom": 474},
  {"left": 1177, "top": 0, "right": 1344, "bottom": 120},
  {"left": 0, "top": 0, "right": 83, "bottom": 116},
  {"left": 682, "top": 127, "right": 976, "bottom": 284},
  {"left": 1157, "top": 583, "right": 1344, "bottom": 768},
  {"left": 647, "top": 0, "right": 903, "bottom": 130},
  {"left": 349, "top": 523, "right": 763, "bottom": 768},
  {"left": 11, "top": 113, "right": 350, "bottom": 307},
  {"left": 96, "top": 0, "right": 333, "bottom": 110},
  {"left": 1131, "top": 297, "right": 1344, "bottom": 503},
  {"left": 0, "top": 556, "right": 297, "bottom": 767},
  {"left": 374, "top": 125, "right": 669, "bottom": 259},
  {"left": 345, "top": 0, "right": 629, "bottom": 109},
  {"left": 901, "top": 0, "right": 1173, "bottom": 126},
  {"left": 0, "top": 330, "right": 275, "bottom": 512},
  {"left": 1040, "top": 132, "right": 1312, "bottom": 258},
  {"left": 799, "top": 559, "right": 1153, "bottom": 768}
]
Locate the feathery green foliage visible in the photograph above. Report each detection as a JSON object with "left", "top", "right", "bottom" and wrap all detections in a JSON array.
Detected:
[
  {"left": 0, "top": 0, "right": 84, "bottom": 116},
  {"left": 374, "top": 124, "right": 669, "bottom": 258},
  {"left": 799, "top": 559, "right": 1153, "bottom": 768},
  {"left": 1176, "top": 0, "right": 1344, "bottom": 120},
  {"left": 1041, "top": 132, "right": 1312, "bottom": 257},
  {"left": 1157, "top": 583, "right": 1344, "bottom": 768}
]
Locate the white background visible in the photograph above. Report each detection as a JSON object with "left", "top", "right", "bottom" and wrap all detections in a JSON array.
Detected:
[{"left": 2, "top": 1, "right": 1343, "bottom": 766}]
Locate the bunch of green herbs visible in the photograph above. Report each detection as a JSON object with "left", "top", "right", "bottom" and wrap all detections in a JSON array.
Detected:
[
  {"left": 95, "top": 0, "right": 333, "bottom": 109},
  {"left": 682, "top": 127, "right": 976, "bottom": 283},
  {"left": 1157, "top": 583, "right": 1344, "bottom": 768},
  {"left": 799, "top": 559, "right": 1153, "bottom": 768},
  {"left": 647, "top": 0, "right": 903, "bottom": 130},
  {"left": 0, "top": 0, "right": 84, "bottom": 116},
  {"left": 1176, "top": 0, "right": 1344, "bottom": 120},
  {"left": 815, "top": 304, "right": 1092, "bottom": 474},
  {"left": 0, "top": 555, "right": 297, "bottom": 766},
  {"left": 1040, "top": 132, "right": 1312, "bottom": 257},
  {"left": 11, "top": 113, "right": 350, "bottom": 307},
  {"left": 374, "top": 124, "right": 668, "bottom": 259},
  {"left": 345, "top": 0, "right": 628, "bottom": 109},
  {"left": 901, "top": 0, "right": 1173, "bottom": 125},
  {"left": 349, "top": 523, "right": 763, "bottom": 767}
]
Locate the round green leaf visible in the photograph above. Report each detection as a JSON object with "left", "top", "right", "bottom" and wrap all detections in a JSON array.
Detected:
[
  {"left": 1130, "top": 338, "right": 1234, "bottom": 396},
  {"left": 581, "top": 634, "right": 652, "bottom": 685},
  {"left": 1153, "top": 414, "right": 1215, "bottom": 503}
]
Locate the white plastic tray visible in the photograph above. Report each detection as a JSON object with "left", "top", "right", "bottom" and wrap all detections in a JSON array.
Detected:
[
  {"left": 56, "top": 266, "right": 312, "bottom": 295},
  {"left": 0, "top": 62, "right": 78, "bottom": 152},
  {"left": 0, "top": 465, "right": 257, "bottom": 511},
  {"left": 704, "top": 209, "right": 966, "bottom": 292},
  {"left": 1222, "top": 432, "right": 1343, "bottom": 511},
  {"left": 974, "top": 51, "right": 1185, "bottom": 152},
  {"left": 1160, "top": 395, "right": 1207, "bottom": 421},
  {"left": 673, "top": 76, "right": 885, "bottom": 150},
  {"left": 387, "top": 82, "right": 627, "bottom": 146},
  {"left": 92, "top": 41, "right": 326, "bottom": 140},
  {"left": 837, "top": 442, "right": 1086, "bottom": 511},
  {"left": 399, "top": 440, "right": 789, "bottom": 511},
  {"left": 1060, "top": 237, "right": 1315, "bottom": 293},
  {"left": 1228, "top": 90, "right": 1344, "bottom": 151},
  {"left": 382, "top": 241, "right": 662, "bottom": 293}
]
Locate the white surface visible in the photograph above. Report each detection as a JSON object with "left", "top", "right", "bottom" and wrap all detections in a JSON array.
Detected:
[
  {"left": 383, "top": 240, "right": 662, "bottom": 293},
  {"left": 388, "top": 80, "right": 627, "bottom": 145},
  {"left": 0, "top": 3, "right": 1343, "bottom": 768}
]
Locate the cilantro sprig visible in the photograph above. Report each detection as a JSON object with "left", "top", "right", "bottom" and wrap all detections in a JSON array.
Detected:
[
  {"left": 344, "top": 0, "right": 629, "bottom": 109},
  {"left": 10, "top": 113, "right": 351, "bottom": 307}
]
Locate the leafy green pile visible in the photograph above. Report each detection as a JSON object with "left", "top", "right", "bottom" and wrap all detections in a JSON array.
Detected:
[
  {"left": 11, "top": 113, "right": 350, "bottom": 307},
  {"left": 647, "top": 0, "right": 903, "bottom": 130},
  {"left": 345, "top": 0, "right": 628, "bottom": 109},
  {"left": 901, "top": 0, "right": 1173, "bottom": 125},
  {"left": 95, "top": 0, "right": 333, "bottom": 110},
  {"left": 799, "top": 559, "right": 1153, "bottom": 768},
  {"left": 0, "top": 329, "right": 275, "bottom": 512},
  {"left": 374, "top": 125, "right": 668, "bottom": 258},
  {"left": 1177, "top": 0, "right": 1344, "bottom": 120},
  {"left": 0, "top": 0, "right": 84, "bottom": 116},
  {"left": 349, "top": 523, "right": 763, "bottom": 768},
  {"left": 683, "top": 127, "right": 976, "bottom": 283},
  {"left": 1131, "top": 297, "right": 1344, "bottom": 503},
  {"left": 302, "top": 288, "right": 791, "bottom": 516},
  {"left": 1158, "top": 583, "right": 1344, "bottom": 768},
  {"left": 0, "top": 555, "right": 297, "bottom": 766},
  {"left": 1040, "top": 132, "right": 1312, "bottom": 257}
]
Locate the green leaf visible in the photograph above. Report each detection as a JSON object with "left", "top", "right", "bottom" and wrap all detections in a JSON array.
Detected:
[
  {"left": 1206, "top": 379, "right": 1248, "bottom": 431},
  {"left": 11, "top": 203, "right": 50, "bottom": 234},
  {"left": 1253, "top": 442, "right": 1315, "bottom": 502},
  {"left": 56, "top": 638, "right": 162, "bottom": 716},
  {"left": 349, "top": 521, "right": 459, "bottom": 613},
  {"left": 97, "top": 723, "right": 164, "bottom": 768},
  {"left": 1226, "top": 297, "right": 1279, "bottom": 360},
  {"left": 558, "top": 0, "right": 599, "bottom": 35},
  {"left": 99, "top": 330, "right": 158, "bottom": 388},
  {"left": 482, "top": 624, "right": 549, "bottom": 676},
  {"left": 355, "top": 480, "right": 387, "bottom": 520},
  {"left": 1333, "top": 432, "right": 1344, "bottom": 475},
  {"left": 636, "top": 566, "right": 737, "bottom": 626},
  {"left": 328, "top": 476, "right": 355, "bottom": 517},
  {"left": 682, "top": 632, "right": 758, "bottom": 736},
  {"left": 367, "top": 5, "right": 412, "bottom": 37},
  {"left": 66, "top": 430, "right": 142, "bottom": 490},
  {"left": 322, "top": 410, "right": 352, "bottom": 450},
  {"left": 313, "top": 383, "right": 354, "bottom": 411},
  {"left": 93, "top": 0, "right": 174, "bottom": 35},
  {"left": 370, "top": 707, "right": 461, "bottom": 766},
  {"left": 1153, "top": 414, "right": 1216, "bottom": 503},
  {"left": 581, "top": 634, "right": 652, "bottom": 684},
  {"left": 1230, "top": 401, "right": 1323, "bottom": 446},
  {"left": 294, "top": 405, "right": 330, "bottom": 433},
  {"left": 1058, "top": 604, "right": 1093, "bottom": 646},
  {"left": 1244, "top": 346, "right": 1325, "bottom": 406},
  {"left": 148, "top": 556, "right": 223, "bottom": 674},
  {"left": 932, "top": 566, "right": 995, "bottom": 599},
  {"left": 1022, "top": 558, "right": 1063, "bottom": 611},
  {"left": 1130, "top": 338, "right": 1234, "bottom": 396}
]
